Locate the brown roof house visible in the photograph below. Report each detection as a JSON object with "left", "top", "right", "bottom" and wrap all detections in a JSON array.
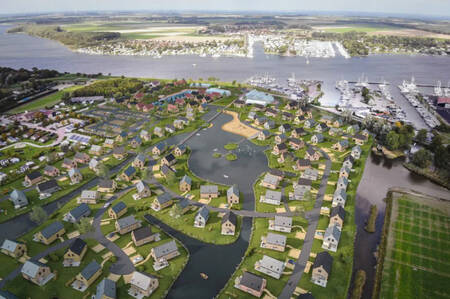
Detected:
[
  {"left": 21, "top": 261, "right": 54, "bottom": 286},
  {"left": 34, "top": 221, "right": 65, "bottom": 245},
  {"left": 63, "top": 238, "right": 87, "bottom": 267},
  {"left": 221, "top": 212, "right": 237, "bottom": 236},
  {"left": 234, "top": 271, "right": 266, "bottom": 298},
  {"left": 1, "top": 239, "right": 27, "bottom": 259},
  {"left": 311, "top": 251, "right": 333, "bottom": 287},
  {"left": 132, "top": 226, "right": 159, "bottom": 247},
  {"left": 115, "top": 215, "right": 142, "bottom": 235},
  {"left": 260, "top": 232, "right": 286, "bottom": 252},
  {"left": 108, "top": 201, "right": 127, "bottom": 219}
]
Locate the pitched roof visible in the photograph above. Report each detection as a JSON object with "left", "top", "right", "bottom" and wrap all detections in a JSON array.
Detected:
[
  {"left": 68, "top": 238, "right": 87, "bottom": 256},
  {"left": 306, "top": 147, "right": 316, "bottom": 156},
  {"left": 123, "top": 166, "right": 136, "bottom": 177},
  {"left": 177, "top": 198, "right": 190, "bottom": 209},
  {"left": 41, "top": 221, "right": 64, "bottom": 239},
  {"left": 68, "top": 203, "right": 91, "bottom": 220},
  {"left": 37, "top": 179, "right": 59, "bottom": 193},
  {"left": 258, "top": 255, "right": 285, "bottom": 273},
  {"left": 68, "top": 168, "right": 81, "bottom": 177},
  {"left": 10, "top": 189, "right": 27, "bottom": 203},
  {"left": 265, "top": 190, "right": 282, "bottom": 202},
  {"left": 152, "top": 240, "right": 178, "bottom": 259},
  {"left": 200, "top": 185, "right": 218, "bottom": 194},
  {"left": 132, "top": 226, "right": 152, "bottom": 242},
  {"left": 130, "top": 271, "right": 157, "bottom": 291},
  {"left": 156, "top": 193, "right": 173, "bottom": 205},
  {"left": 98, "top": 179, "right": 114, "bottom": 188},
  {"left": 21, "top": 261, "right": 47, "bottom": 278},
  {"left": 222, "top": 211, "right": 237, "bottom": 226},
  {"left": 313, "top": 251, "right": 333, "bottom": 274},
  {"left": 161, "top": 164, "right": 175, "bottom": 176},
  {"left": 81, "top": 260, "right": 101, "bottom": 280},
  {"left": 274, "top": 216, "right": 292, "bottom": 228},
  {"left": 164, "top": 153, "right": 176, "bottom": 163},
  {"left": 196, "top": 206, "right": 210, "bottom": 220},
  {"left": 1, "top": 239, "right": 22, "bottom": 253},
  {"left": 297, "top": 178, "right": 312, "bottom": 186},
  {"left": 81, "top": 190, "right": 98, "bottom": 199},
  {"left": 330, "top": 206, "right": 346, "bottom": 221},
  {"left": 266, "top": 233, "right": 286, "bottom": 246},
  {"left": 135, "top": 181, "right": 148, "bottom": 193},
  {"left": 227, "top": 185, "right": 239, "bottom": 198},
  {"left": 116, "top": 215, "right": 139, "bottom": 229},
  {"left": 95, "top": 278, "right": 116, "bottom": 299},
  {"left": 26, "top": 170, "right": 42, "bottom": 181},
  {"left": 180, "top": 175, "right": 192, "bottom": 185},
  {"left": 135, "top": 153, "right": 146, "bottom": 162},
  {"left": 324, "top": 225, "right": 341, "bottom": 242},
  {"left": 239, "top": 271, "right": 265, "bottom": 292}
]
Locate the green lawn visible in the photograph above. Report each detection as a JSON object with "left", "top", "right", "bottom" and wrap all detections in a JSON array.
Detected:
[
  {"left": 378, "top": 194, "right": 450, "bottom": 299},
  {"left": 9, "top": 86, "right": 82, "bottom": 113}
]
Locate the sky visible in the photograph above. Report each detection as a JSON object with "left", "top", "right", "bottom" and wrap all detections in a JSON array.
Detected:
[{"left": 1, "top": 0, "right": 449, "bottom": 17}]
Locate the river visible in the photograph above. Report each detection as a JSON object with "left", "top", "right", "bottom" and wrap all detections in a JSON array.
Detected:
[{"left": 1, "top": 25, "right": 450, "bottom": 298}]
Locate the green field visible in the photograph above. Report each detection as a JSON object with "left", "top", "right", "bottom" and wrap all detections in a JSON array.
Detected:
[
  {"left": 319, "top": 24, "right": 402, "bottom": 33},
  {"left": 379, "top": 194, "right": 450, "bottom": 299},
  {"left": 9, "top": 85, "right": 82, "bottom": 113}
]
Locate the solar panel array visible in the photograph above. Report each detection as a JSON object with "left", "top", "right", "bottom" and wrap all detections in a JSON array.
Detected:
[{"left": 69, "top": 134, "right": 91, "bottom": 144}]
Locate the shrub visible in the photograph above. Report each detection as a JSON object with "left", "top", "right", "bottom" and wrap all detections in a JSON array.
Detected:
[
  {"left": 224, "top": 143, "right": 238, "bottom": 150},
  {"left": 225, "top": 153, "right": 237, "bottom": 161}
]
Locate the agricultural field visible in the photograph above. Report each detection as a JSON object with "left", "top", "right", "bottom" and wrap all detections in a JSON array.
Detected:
[
  {"left": 379, "top": 193, "right": 450, "bottom": 299},
  {"left": 314, "top": 24, "right": 403, "bottom": 33}
]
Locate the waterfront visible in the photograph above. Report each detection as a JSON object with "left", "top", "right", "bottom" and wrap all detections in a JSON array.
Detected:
[
  {"left": 1, "top": 25, "right": 450, "bottom": 129},
  {"left": 1, "top": 24, "right": 450, "bottom": 298}
]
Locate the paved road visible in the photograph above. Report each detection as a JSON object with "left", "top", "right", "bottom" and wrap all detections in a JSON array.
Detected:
[{"left": 278, "top": 148, "right": 332, "bottom": 299}]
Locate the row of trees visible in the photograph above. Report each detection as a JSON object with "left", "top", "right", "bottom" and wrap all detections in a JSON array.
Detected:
[{"left": 411, "top": 133, "right": 450, "bottom": 172}]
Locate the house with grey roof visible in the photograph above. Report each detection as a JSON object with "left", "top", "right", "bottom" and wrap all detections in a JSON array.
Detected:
[
  {"left": 351, "top": 145, "right": 362, "bottom": 159},
  {"left": 116, "top": 215, "right": 141, "bottom": 235},
  {"left": 89, "top": 158, "right": 100, "bottom": 172},
  {"left": 121, "top": 166, "right": 136, "bottom": 182},
  {"left": 68, "top": 168, "right": 82, "bottom": 184},
  {"left": 346, "top": 124, "right": 360, "bottom": 134},
  {"left": 260, "top": 190, "right": 282, "bottom": 206},
  {"left": 161, "top": 153, "right": 176, "bottom": 166},
  {"left": 264, "top": 120, "right": 276, "bottom": 130},
  {"left": 89, "top": 144, "right": 103, "bottom": 156},
  {"left": 37, "top": 179, "right": 60, "bottom": 198},
  {"left": 274, "top": 133, "right": 287, "bottom": 145},
  {"left": 1, "top": 239, "right": 26, "bottom": 258},
  {"left": 332, "top": 189, "right": 347, "bottom": 208},
  {"left": 113, "top": 146, "right": 126, "bottom": 160},
  {"left": 333, "top": 139, "right": 349, "bottom": 152},
  {"left": 95, "top": 278, "right": 116, "bottom": 299},
  {"left": 329, "top": 127, "right": 342, "bottom": 136},
  {"left": 74, "top": 260, "right": 102, "bottom": 290},
  {"left": 258, "top": 130, "right": 271, "bottom": 141},
  {"left": 179, "top": 175, "right": 192, "bottom": 192},
  {"left": 200, "top": 185, "right": 219, "bottom": 199},
  {"left": 305, "top": 146, "right": 321, "bottom": 161},
  {"left": 269, "top": 216, "right": 292, "bottom": 233},
  {"left": 234, "top": 271, "right": 266, "bottom": 298},
  {"left": 315, "top": 123, "right": 329, "bottom": 133},
  {"left": 21, "top": 260, "right": 53, "bottom": 286},
  {"left": 254, "top": 255, "right": 286, "bottom": 279},
  {"left": 132, "top": 226, "right": 159, "bottom": 247},
  {"left": 78, "top": 190, "right": 100, "bottom": 204},
  {"left": 135, "top": 180, "right": 151, "bottom": 199},
  {"left": 150, "top": 240, "right": 179, "bottom": 262},
  {"left": 221, "top": 212, "right": 237, "bottom": 235},
  {"left": 132, "top": 154, "right": 146, "bottom": 169},
  {"left": 35, "top": 221, "right": 65, "bottom": 245},
  {"left": 152, "top": 193, "right": 174, "bottom": 211},
  {"left": 311, "top": 251, "right": 333, "bottom": 287},
  {"left": 330, "top": 206, "right": 346, "bottom": 229},
  {"left": 74, "top": 152, "right": 90, "bottom": 164},
  {"left": 160, "top": 164, "right": 175, "bottom": 178},
  {"left": 44, "top": 165, "right": 60, "bottom": 177},
  {"left": 339, "top": 166, "right": 351, "bottom": 178},
  {"left": 227, "top": 185, "right": 240, "bottom": 204},
  {"left": 194, "top": 206, "right": 210, "bottom": 228},
  {"left": 260, "top": 232, "right": 286, "bottom": 252},
  {"left": 261, "top": 173, "right": 281, "bottom": 190},
  {"left": 140, "top": 130, "right": 150, "bottom": 142},
  {"left": 336, "top": 176, "right": 349, "bottom": 191},
  {"left": 174, "top": 144, "right": 186, "bottom": 156},
  {"left": 129, "top": 271, "right": 159, "bottom": 298},
  {"left": 64, "top": 203, "right": 91, "bottom": 223},
  {"left": 304, "top": 119, "right": 316, "bottom": 129},
  {"left": 9, "top": 189, "right": 28, "bottom": 209},
  {"left": 301, "top": 168, "right": 319, "bottom": 181},
  {"left": 343, "top": 155, "right": 354, "bottom": 169},
  {"left": 131, "top": 136, "right": 142, "bottom": 148},
  {"left": 322, "top": 224, "right": 341, "bottom": 252},
  {"left": 311, "top": 133, "right": 324, "bottom": 144}
]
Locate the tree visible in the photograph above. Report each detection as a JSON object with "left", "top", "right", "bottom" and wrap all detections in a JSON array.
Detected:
[
  {"left": 434, "top": 144, "right": 450, "bottom": 171},
  {"left": 416, "top": 129, "right": 427, "bottom": 144},
  {"left": 430, "top": 134, "right": 443, "bottom": 152},
  {"left": 411, "top": 149, "right": 433, "bottom": 168},
  {"left": 30, "top": 206, "right": 48, "bottom": 224},
  {"left": 97, "top": 162, "right": 109, "bottom": 179},
  {"left": 385, "top": 131, "right": 400, "bottom": 150},
  {"left": 76, "top": 217, "right": 94, "bottom": 234}
]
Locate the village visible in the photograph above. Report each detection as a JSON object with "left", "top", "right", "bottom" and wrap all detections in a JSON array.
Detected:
[{"left": 0, "top": 77, "right": 371, "bottom": 299}]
